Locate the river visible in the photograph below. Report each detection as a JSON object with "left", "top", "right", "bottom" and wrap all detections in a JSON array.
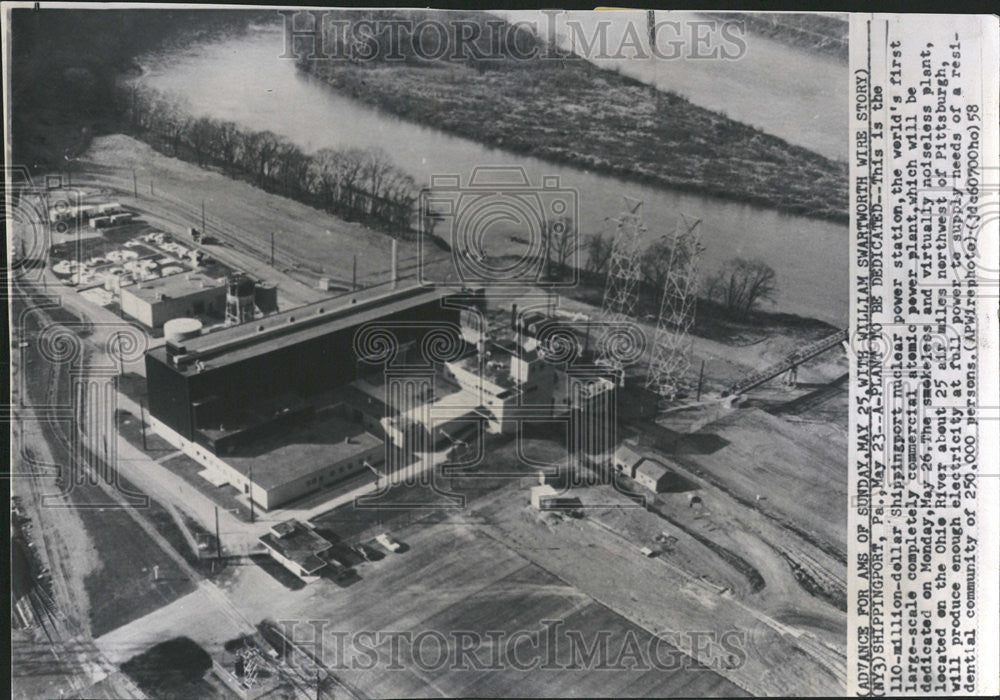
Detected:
[{"left": 135, "top": 22, "right": 848, "bottom": 324}]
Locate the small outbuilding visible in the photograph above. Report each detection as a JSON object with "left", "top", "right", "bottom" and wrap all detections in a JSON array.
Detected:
[
  {"left": 634, "top": 459, "right": 675, "bottom": 494},
  {"left": 258, "top": 519, "right": 333, "bottom": 582},
  {"left": 613, "top": 443, "right": 644, "bottom": 478},
  {"left": 530, "top": 484, "right": 558, "bottom": 510}
]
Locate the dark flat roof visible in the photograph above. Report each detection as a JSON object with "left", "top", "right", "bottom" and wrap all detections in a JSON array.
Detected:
[
  {"left": 222, "top": 410, "right": 382, "bottom": 490},
  {"left": 335, "top": 383, "right": 392, "bottom": 418},
  {"left": 153, "top": 284, "right": 455, "bottom": 374},
  {"left": 259, "top": 520, "right": 332, "bottom": 573}
]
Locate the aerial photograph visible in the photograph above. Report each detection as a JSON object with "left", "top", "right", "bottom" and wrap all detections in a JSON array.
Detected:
[{"left": 7, "top": 6, "right": 850, "bottom": 698}]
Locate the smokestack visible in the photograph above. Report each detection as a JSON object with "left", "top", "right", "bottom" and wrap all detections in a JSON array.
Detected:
[
  {"left": 391, "top": 238, "right": 398, "bottom": 289},
  {"left": 511, "top": 303, "right": 518, "bottom": 331}
]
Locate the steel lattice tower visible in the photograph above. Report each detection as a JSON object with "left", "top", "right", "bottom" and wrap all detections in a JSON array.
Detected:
[
  {"left": 600, "top": 199, "right": 645, "bottom": 321},
  {"left": 599, "top": 198, "right": 646, "bottom": 371},
  {"left": 646, "top": 216, "right": 702, "bottom": 400}
]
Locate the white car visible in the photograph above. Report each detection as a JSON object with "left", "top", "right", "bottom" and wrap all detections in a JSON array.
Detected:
[{"left": 375, "top": 533, "right": 402, "bottom": 552}]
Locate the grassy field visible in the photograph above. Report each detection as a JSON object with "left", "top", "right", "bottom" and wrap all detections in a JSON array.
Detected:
[
  {"left": 158, "top": 453, "right": 254, "bottom": 523},
  {"left": 116, "top": 410, "right": 174, "bottom": 454},
  {"left": 119, "top": 637, "right": 218, "bottom": 699}
]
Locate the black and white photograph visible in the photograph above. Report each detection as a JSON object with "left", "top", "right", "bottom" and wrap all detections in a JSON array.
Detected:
[{"left": 4, "top": 5, "right": 997, "bottom": 699}]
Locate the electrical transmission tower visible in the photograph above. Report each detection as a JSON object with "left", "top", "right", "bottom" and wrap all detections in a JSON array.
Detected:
[
  {"left": 646, "top": 215, "right": 702, "bottom": 400},
  {"left": 599, "top": 197, "right": 646, "bottom": 372}
]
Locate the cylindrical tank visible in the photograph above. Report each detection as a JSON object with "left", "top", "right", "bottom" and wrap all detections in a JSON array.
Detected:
[
  {"left": 227, "top": 273, "right": 255, "bottom": 298},
  {"left": 226, "top": 273, "right": 256, "bottom": 325},
  {"left": 163, "top": 317, "right": 203, "bottom": 344}
]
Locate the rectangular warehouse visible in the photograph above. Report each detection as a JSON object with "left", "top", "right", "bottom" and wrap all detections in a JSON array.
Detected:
[{"left": 120, "top": 274, "right": 227, "bottom": 328}]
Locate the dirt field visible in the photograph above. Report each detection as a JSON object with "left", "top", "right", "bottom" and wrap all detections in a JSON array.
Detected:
[
  {"left": 668, "top": 407, "right": 847, "bottom": 561},
  {"left": 215, "top": 518, "right": 749, "bottom": 698}
]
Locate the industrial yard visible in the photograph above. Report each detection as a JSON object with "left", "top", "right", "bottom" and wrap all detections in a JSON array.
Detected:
[
  {"left": 10, "top": 135, "right": 849, "bottom": 696},
  {"left": 9, "top": 8, "right": 851, "bottom": 699}
]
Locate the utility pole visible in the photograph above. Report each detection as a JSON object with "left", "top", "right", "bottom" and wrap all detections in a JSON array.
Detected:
[
  {"left": 363, "top": 460, "right": 382, "bottom": 527},
  {"left": 150, "top": 180, "right": 154, "bottom": 197},
  {"left": 696, "top": 359, "right": 705, "bottom": 401},
  {"left": 201, "top": 200, "right": 206, "bottom": 239},
  {"left": 132, "top": 169, "right": 138, "bottom": 199},
  {"left": 270, "top": 232, "right": 275, "bottom": 267},
  {"left": 139, "top": 400, "right": 148, "bottom": 451},
  {"left": 352, "top": 255, "right": 357, "bottom": 290},
  {"left": 215, "top": 506, "right": 222, "bottom": 560}
]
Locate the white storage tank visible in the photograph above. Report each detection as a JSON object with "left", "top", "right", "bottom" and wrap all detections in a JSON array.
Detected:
[{"left": 163, "top": 317, "right": 203, "bottom": 344}]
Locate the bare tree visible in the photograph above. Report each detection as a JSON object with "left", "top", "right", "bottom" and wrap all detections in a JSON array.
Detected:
[
  {"left": 239, "top": 130, "right": 282, "bottom": 187},
  {"left": 187, "top": 117, "right": 215, "bottom": 167},
  {"left": 582, "top": 231, "right": 613, "bottom": 277},
  {"left": 275, "top": 142, "right": 312, "bottom": 198},
  {"left": 309, "top": 148, "right": 342, "bottom": 209},
  {"left": 335, "top": 148, "right": 366, "bottom": 216},
  {"left": 362, "top": 148, "right": 396, "bottom": 216},
  {"left": 707, "top": 258, "right": 777, "bottom": 319},
  {"left": 211, "top": 120, "right": 242, "bottom": 174},
  {"left": 640, "top": 232, "right": 704, "bottom": 307},
  {"left": 639, "top": 236, "right": 675, "bottom": 304},
  {"left": 164, "top": 108, "right": 189, "bottom": 157},
  {"left": 543, "top": 216, "right": 577, "bottom": 279}
]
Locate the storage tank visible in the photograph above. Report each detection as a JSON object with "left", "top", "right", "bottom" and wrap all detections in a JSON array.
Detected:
[
  {"left": 163, "top": 317, "right": 203, "bottom": 344},
  {"left": 225, "top": 273, "right": 256, "bottom": 325}
]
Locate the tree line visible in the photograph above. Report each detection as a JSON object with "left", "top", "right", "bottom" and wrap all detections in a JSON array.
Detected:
[
  {"left": 580, "top": 230, "right": 777, "bottom": 320},
  {"left": 117, "top": 84, "right": 418, "bottom": 236}
]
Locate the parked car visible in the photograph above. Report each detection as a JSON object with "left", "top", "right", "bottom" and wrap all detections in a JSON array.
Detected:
[
  {"left": 355, "top": 544, "right": 382, "bottom": 562},
  {"left": 375, "top": 533, "right": 402, "bottom": 552}
]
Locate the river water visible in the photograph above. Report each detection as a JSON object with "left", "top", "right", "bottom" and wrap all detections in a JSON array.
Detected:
[{"left": 136, "top": 22, "right": 848, "bottom": 324}]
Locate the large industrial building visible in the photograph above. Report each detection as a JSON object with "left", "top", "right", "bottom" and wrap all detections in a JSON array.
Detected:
[{"left": 145, "top": 283, "right": 483, "bottom": 509}]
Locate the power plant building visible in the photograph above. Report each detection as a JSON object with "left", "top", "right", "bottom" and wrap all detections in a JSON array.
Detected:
[{"left": 144, "top": 284, "right": 482, "bottom": 510}]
